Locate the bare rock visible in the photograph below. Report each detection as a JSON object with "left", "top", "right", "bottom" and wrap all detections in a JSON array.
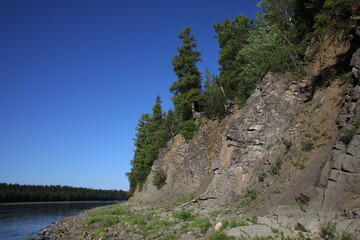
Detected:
[
  {"left": 225, "top": 225, "right": 274, "bottom": 238},
  {"left": 214, "top": 222, "right": 222, "bottom": 232},
  {"left": 351, "top": 48, "right": 360, "bottom": 69}
]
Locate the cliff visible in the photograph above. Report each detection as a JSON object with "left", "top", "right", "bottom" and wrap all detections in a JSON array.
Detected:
[{"left": 131, "top": 19, "right": 360, "bottom": 236}]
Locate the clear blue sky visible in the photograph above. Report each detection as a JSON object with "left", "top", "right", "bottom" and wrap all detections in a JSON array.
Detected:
[{"left": 0, "top": 0, "right": 260, "bottom": 191}]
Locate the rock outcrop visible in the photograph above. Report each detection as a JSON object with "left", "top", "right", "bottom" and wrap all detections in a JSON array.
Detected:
[{"left": 131, "top": 20, "right": 360, "bottom": 238}]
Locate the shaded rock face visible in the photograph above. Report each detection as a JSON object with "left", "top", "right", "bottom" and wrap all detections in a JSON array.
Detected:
[
  {"left": 132, "top": 73, "right": 307, "bottom": 205},
  {"left": 320, "top": 82, "right": 360, "bottom": 211}
]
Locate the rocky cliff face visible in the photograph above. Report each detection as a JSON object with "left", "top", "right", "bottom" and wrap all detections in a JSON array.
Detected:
[{"left": 131, "top": 19, "right": 360, "bottom": 237}]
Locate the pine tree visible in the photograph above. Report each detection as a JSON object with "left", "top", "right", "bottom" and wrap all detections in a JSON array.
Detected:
[
  {"left": 214, "top": 15, "right": 252, "bottom": 100},
  {"left": 170, "top": 27, "right": 202, "bottom": 122},
  {"left": 201, "top": 69, "right": 227, "bottom": 119},
  {"left": 127, "top": 96, "right": 174, "bottom": 196}
]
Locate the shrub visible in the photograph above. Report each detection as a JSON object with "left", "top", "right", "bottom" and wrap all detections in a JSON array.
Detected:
[
  {"left": 271, "top": 155, "right": 283, "bottom": 175},
  {"left": 320, "top": 222, "right": 336, "bottom": 240},
  {"left": 301, "top": 139, "right": 314, "bottom": 151},
  {"left": 295, "top": 223, "right": 308, "bottom": 232},
  {"left": 283, "top": 139, "right": 292, "bottom": 151},
  {"left": 258, "top": 172, "right": 267, "bottom": 182},
  {"left": 222, "top": 219, "right": 249, "bottom": 228},
  {"left": 339, "top": 128, "right": 356, "bottom": 145},
  {"left": 243, "top": 189, "right": 259, "bottom": 200},
  {"left": 172, "top": 210, "right": 193, "bottom": 221},
  {"left": 153, "top": 170, "right": 167, "bottom": 190},
  {"left": 192, "top": 218, "right": 211, "bottom": 234},
  {"left": 339, "top": 72, "right": 353, "bottom": 85},
  {"left": 180, "top": 120, "right": 198, "bottom": 141}
]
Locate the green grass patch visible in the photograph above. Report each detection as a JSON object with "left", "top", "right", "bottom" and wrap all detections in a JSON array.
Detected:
[
  {"left": 161, "top": 235, "right": 177, "bottom": 240},
  {"left": 207, "top": 232, "right": 236, "bottom": 240},
  {"left": 222, "top": 219, "right": 249, "bottom": 228},
  {"left": 192, "top": 217, "right": 211, "bottom": 234},
  {"left": 173, "top": 209, "right": 194, "bottom": 221}
]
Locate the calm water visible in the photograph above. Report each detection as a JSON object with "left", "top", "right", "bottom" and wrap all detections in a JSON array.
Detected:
[{"left": 0, "top": 201, "right": 120, "bottom": 240}]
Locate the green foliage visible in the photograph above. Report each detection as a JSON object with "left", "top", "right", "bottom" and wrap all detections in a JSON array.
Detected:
[
  {"left": 339, "top": 72, "right": 354, "bottom": 84},
  {"left": 295, "top": 193, "right": 310, "bottom": 208},
  {"left": 240, "top": 189, "right": 259, "bottom": 207},
  {"left": 0, "top": 183, "right": 127, "bottom": 203},
  {"left": 301, "top": 138, "right": 314, "bottom": 151},
  {"left": 214, "top": 15, "right": 253, "bottom": 100},
  {"left": 222, "top": 219, "right": 249, "bottom": 228},
  {"left": 162, "top": 235, "right": 177, "bottom": 240},
  {"left": 236, "top": 24, "right": 301, "bottom": 103},
  {"left": 192, "top": 217, "right": 211, "bottom": 234},
  {"left": 153, "top": 171, "right": 167, "bottom": 190},
  {"left": 127, "top": 96, "right": 175, "bottom": 196},
  {"left": 207, "top": 232, "right": 235, "bottom": 240},
  {"left": 180, "top": 120, "right": 198, "bottom": 141},
  {"left": 295, "top": 223, "right": 308, "bottom": 232},
  {"left": 283, "top": 139, "right": 293, "bottom": 151},
  {"left": 340, "top": 128, "right": 357, "bottom": 145},
  {"left": 243, "top": 189, "right": 259, "bottom": 200},
  {"left": 293, "top": 0, "right": 326, "bottom": 42},
  {"left": 201, "top": 69, "right": 227, "bottom": 119},
  {"left": 312, "top": 0, "right": 360, "bottom": 38},
  {"left": 272, "top": 155, "right": 283, "bottom": 175},
  {"left": 172, "top": 210, "right": 194, "bottom": 221},
  {"left": 170, "top": 27, "right": 202, "bottom": 122},
  {"left": 320, "top": 222, "right": 337, "bottom": 240}
]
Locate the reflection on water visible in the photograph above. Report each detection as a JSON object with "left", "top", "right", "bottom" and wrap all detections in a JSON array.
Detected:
[{"left": 0, "top": 201, "right": 120, "bottom": 240}]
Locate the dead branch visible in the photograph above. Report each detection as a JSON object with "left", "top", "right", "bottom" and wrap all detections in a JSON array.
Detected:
[{"left": 179, "top": 190, "right": 211, "bottom": 208}]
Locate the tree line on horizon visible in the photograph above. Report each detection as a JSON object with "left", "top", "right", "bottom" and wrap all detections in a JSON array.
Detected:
[
  {"left": 0, "top": 183, "right": 128, "bottom": 203},
  {"left": 127, "top": 0, "right": 360, "bottom": 196}
]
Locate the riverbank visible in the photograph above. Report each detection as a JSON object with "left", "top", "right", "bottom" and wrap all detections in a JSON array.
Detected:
[
  {"left": 0, "top": 201, "right": 121, "bottom": 206},
  {"left": 30, "top": 198, "right": 353, "bottom": 240}
]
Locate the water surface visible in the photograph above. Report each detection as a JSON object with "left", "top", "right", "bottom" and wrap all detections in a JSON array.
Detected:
[{"left": 0, "top": 201, "right": 120, "bottom": 240}]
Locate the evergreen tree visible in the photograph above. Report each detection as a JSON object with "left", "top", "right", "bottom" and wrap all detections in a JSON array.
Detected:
[
  {"left": 214, "top": 15, "right": 252, "bottom": 100},
  {"left": 170, "top": 27, "right": 202, "bottom": 122},
  {"left": 201, "top": 69, "right": 227, "bottom": 119},
  {"left": 293, "top": 0, "right": 325, "bottom": 41},
  {"left": 127, "top": 96, "right": 174, "bottom": 196}
]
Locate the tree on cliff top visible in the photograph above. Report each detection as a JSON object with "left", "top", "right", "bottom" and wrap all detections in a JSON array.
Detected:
[{"left": 170, "top": 27, "right": 202, "bottom": 122}]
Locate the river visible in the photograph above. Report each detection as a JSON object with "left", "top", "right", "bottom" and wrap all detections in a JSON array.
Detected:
[{"left": 0, "top": 201, "right": 120, "bottom": 240}]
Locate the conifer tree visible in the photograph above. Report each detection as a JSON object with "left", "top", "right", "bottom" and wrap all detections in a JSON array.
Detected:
[
  {"left": 201, "top": 69, "right": 227, "bottom": 119},
  {"left": 170, "top": 27, "right": 202, "bottom": 122},
  {"left": 127, "top": 96, "right": 174, "bottom": 196},
  {"left": 214, "top": 15, "right": 252, "bottom": 100}
]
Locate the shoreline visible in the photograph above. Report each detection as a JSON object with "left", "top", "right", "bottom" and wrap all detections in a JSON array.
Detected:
[{"left": 0, "top": 200, "right": 123, "bottom": 206}]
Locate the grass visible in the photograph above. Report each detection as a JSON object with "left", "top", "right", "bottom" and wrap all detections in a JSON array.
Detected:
[
  {"left": 301, "top": 138, "right": 314, "bottom": 152},
  {"left": 172, "top": 209, "right": 194, "bottom": 221},
  {"left": 320, "top": 222, "right": 336, "bottom": 240},
  {"left": 271, "top": 155, "right": 283, "bottom": 175},
  {"left": 162, "top": 235, "right": 177, "bottom": 240},
  {"left": 207, "top": 232, "right": 236, "bottom": 240},
  {"left": 340, "top": 128, "right": 357, "bottom": 145},
  {"left": 192, "top": 217, "right": 211, "bottom": 234},
  {"left": 222, "top": 219, "right": 249, "bottom": 228},
  {"left": 240, "top": 189, "right": 259, "bottom": 208}
]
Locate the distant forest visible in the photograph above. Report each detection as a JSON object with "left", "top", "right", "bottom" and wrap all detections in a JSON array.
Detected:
[{"left": 0, "top": 183, "right": 128, "bottom": 203}]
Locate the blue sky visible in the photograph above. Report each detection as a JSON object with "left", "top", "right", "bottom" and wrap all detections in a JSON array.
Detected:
[{"left": 0, "top": 0, "right": 260, "bottom": 191}]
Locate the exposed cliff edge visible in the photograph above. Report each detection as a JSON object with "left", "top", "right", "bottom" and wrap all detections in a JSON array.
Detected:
[{"left": 131, "top": 21, "right": 360, "bottom": 237}]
